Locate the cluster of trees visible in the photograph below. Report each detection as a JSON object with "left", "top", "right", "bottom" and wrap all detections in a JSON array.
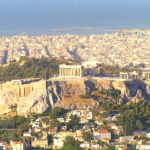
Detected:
[
  {"left": 0, "top": 116, "right": 30, "bottom": 142},
  {"left": 48, "top": 107, "right": 80, "bottom": 132},
  {"left": 82, "top": 131, "right": 93, "bottom": 142},
  {"left": 59, "top": 136, "right": 117, "bottom": 150},
  {"left": 66, "top": 115, "right": 80, "bottom": 132},
  {"left": 49, "top": 107, "right": 67, "bottom": 119},
  {"left": 118, "top": 101, "right": 150, "bottom": 135},
  {"left": 46, "top": 107, "right": 67, "bottom": 129},
  {"left": 105, "top": 89, "right": 121, "bottom": 100},
  {"left": 61, "top": 136, "right": 80, "bottom": 150},
  {"left": 0, "top": 116, "right": 29, "bottom": 129},
  {"left": 49, "top": 115, "right": 80, "bottom": 132},
  {"left": 0, "top": 57, "right": 71, "bottom": 82},
  {"left": 49, "top": 119, "right": 62, "bottom": 129},
  {"left": 101, "top": 99, "right": 150, "bottom": 135},
  {"left": 0, "top": 130, "right": 22, "bottom": 142},
  {"left": 101, "top": 101, "right": 121, "bottom": 113}
]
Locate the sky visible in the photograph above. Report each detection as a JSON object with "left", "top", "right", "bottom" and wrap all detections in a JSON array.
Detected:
[{"left": 0, "top": 0, "right": 150, "bottom": 35}]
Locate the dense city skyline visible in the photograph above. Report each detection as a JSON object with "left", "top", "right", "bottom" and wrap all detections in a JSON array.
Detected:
[{"left": 0, "top": 29, "right": 150, "bottom": 67}]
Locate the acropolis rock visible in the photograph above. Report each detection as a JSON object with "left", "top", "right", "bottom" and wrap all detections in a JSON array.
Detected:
[{"left": 0, "top": 77, "right": 150, "bottom": 116}]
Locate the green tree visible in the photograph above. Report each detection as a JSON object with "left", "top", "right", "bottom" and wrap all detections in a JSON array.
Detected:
[
  {"left": 66, "top": 115, "right": 80, "bottom": 131},
  {"left": 127, "top": 145, "right": 136, "bottom": 150},
  {"left": 106, "top": 89, "right": 121, "bottom": 100},
  {"left": 49, "top": 107, "right": 67, "bottom": 119},
  {"left": 82, "top": 131, "right": 93, "bottom": 142},
  {"left": 118, "top": 111, "right": 136, "bottom": 135},
  {"left": 49, "top": 119, "right": 61, "bottom": 129},
  {"left": 136, "top": 120, "right": 145, "bottom": 131},
  {"left": 117, "top": 100, "right": 150, "bottom": 134},
  {"left": 0, "top": 57, "right": 72, "bottom": 82},
  {"left": 0, "top": 116, "right": 29, "bottom": 130},
  {"left": 107, "top": 144, "right": 116, "bottom": 150},
  {"left": 102, "top": 101, "right": 112, "bottom": 112},
  {"left": 61, "top": 136, "right": 80, "bottom": 150}
]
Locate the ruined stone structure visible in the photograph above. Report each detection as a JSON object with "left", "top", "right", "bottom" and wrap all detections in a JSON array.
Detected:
[
  {"left": 59, "top": 64, "right": 84, "bottom": 77},
  {"left": 0, "top": 79, "right": 48, "bottom": 115},
  {"left": 120, "top": 71, "right": 138, "bottom": 80},
  {"left": 0, "top": 78, "right": 43, "bottom": 97},
  {"left": 142, "top": 71, "right": 150, "bottom": 80}
]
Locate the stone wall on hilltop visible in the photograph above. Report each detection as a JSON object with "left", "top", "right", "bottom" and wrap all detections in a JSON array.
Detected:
[
  {"left": 0, "top": 80, "right": 49, "bottom": 116},
  {"left": 92, "top": 78, "right": 150, "bottom": 101},
  {"left": 0, "top": 77, "right": 150, "bottom": 116}
]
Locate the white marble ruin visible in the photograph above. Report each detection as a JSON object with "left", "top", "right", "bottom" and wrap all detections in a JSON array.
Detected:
[{"left": 59, "top": 64, "right": 84, "bottom": 77}]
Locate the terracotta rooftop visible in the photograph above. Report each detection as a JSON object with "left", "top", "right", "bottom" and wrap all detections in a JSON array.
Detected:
[{"left": 97, "top": 130, "right": 110, "bottom": 133}]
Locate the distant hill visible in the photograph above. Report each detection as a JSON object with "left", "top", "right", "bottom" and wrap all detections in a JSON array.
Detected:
[{"left": 0, "top": 57, "right": 74, "bottom": 82}]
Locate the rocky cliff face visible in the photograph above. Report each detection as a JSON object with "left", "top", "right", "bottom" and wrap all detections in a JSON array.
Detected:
[
  {"left": 0, "top": 78, "right": 150, "bottom": 116},
  {"left": 0, "top": 80, "right": 50, "bottom": 116},
  {"left": 92, "top": 78, "right": 150, "bottom": 101}
]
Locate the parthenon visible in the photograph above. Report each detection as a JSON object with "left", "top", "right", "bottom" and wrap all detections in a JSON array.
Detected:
[
  {"left": 142, "top": 71, "right": 150, "bottom": 80},
  {"left": 59, "top": 64, "right": 84, "bottom": 77}
]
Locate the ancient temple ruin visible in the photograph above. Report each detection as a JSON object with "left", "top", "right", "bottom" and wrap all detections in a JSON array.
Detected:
[{"left": 59, "top": 64, "right": 84, "bottom": 77}]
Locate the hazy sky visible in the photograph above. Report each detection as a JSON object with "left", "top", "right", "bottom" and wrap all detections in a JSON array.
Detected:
[{"left": 0, "top": 0, "right": 150, "bottom": 35}]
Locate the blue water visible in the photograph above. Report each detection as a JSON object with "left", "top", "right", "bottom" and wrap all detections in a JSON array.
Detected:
[{"left": 0, "top": 0, "right": 150, "bottom": 36}]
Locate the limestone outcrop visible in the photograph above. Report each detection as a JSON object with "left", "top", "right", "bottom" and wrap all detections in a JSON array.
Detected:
[
  {"left": 0, "top": 80, "right": 49, "bottom": 116},
  {"left": 0, "top": 77, "right": 150, "bottom": 116}
]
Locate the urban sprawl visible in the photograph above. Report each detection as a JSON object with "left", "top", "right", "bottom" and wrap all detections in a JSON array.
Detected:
[
  {"left": 1, "top": 30, "right": 150, "bottom": 150},
  {"left": 1, "top": 29, "right": 150, "bottom": 67}
]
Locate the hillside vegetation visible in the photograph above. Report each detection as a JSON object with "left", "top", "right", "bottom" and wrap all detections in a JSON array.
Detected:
[{"left": 0, "top": 57, "right": 74, "bottom": 82}]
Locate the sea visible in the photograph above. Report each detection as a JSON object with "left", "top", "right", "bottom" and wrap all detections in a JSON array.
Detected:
[{"left": 0, "top": 0, "right": 150, "bottom": 36}]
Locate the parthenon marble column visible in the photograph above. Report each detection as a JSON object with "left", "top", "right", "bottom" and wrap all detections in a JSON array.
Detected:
[{"left": 59, "top": 64, "right": 84, "bottom": 77}]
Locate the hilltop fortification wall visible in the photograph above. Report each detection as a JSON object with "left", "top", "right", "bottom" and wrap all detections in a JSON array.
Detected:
[
  {"left": 0, "top": 80, "right": 48, "bottom": 116},
  {"left": 0, "top": 77, "right": 149, "bottom": 116},
  {"left": 0, "top": 80, "right": 46, "bottom": 97}
]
